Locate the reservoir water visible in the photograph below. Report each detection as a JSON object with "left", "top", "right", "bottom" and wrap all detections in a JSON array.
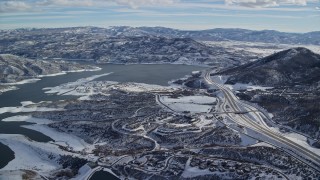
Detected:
[{"left": 0, "top": 64, "right": 205, "bottom": 177}]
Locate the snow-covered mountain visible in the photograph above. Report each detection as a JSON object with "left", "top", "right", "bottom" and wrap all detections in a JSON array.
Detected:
[
  {"left": 220, "top": 47, "right": 320, "bottom": 86},
  {"left": 13, "top": 26, "right": 317, "bottom": 45},
  {"left": 126, "top": 27, "right": 320, "bottom": 45},
  {"left": 1, "top": 27, "right": 318, "bottom": 67},
  {"left": 0, "top": 54, "right": 96, "bottom": 83},
  {"left": 0, "top": 30, "right": 259, "bottom": 66}
]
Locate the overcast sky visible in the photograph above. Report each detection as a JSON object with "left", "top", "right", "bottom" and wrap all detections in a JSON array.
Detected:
[{"left": 0, "top": 0, "right": 319, "bottom": 32}]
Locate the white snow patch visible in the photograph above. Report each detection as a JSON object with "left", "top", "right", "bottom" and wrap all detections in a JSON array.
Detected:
[
  {"left": 0, "top": 78, "right": 41, "bottom": 85},
  {"left": 168, "top": 103, "right": 211, "bottom": 113},
  {"left": 2, "top": 115, "right": 53, "bottom": 124},
  {"left": 0, "top": 105, "right": 61, "bottom": 115},
  {"left": 38, "top": 67, "right": 102, "bottom": 78},
  {"left": 250, "top": 142, "right": 275, "bottom": 148},
  {"left": 20, "top": 101, "right": 34, "bottom": 106},
  {"left": 0, "top": 86, "right": 18, "bottom": 94},
  {"left": 117, "top": 82, "right": 174, "bottom": 93},
  {"left": 210, "top": 75, "right": 229, "bottom": 84},
  {"left": 194, "top": 115, "right": 214, "bottom": 129},
  {"left": 225, "top": 83, "right": 273, "bottom": 92},
  {"left": 38, "top": 72, "right": 66, "bottom": 77},
  {"left": 162, "top": 96, "right": 216, "bottom": 104},
  {"left": 239, "top": 133, "right": 258, "bottom": 146}
]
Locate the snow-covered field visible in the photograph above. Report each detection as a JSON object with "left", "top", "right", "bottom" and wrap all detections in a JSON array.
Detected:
[
  {"left": 160, "top": 95, "right": 216, "bottom": 113},
  {"left": 203, "top": 40, "right": 320, "bottom": 57},
  {"left": 162, "top": 96, "right": 216, "bottom": 104}
]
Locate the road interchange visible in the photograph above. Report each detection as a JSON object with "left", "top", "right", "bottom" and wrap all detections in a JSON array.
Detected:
[{"left": 204, "top": 70, "right": 320, "bottom": 171}]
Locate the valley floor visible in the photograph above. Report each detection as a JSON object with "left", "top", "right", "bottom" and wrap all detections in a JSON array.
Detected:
[{"left": 0, "top": 71, "right": 319, "bottom": 179}]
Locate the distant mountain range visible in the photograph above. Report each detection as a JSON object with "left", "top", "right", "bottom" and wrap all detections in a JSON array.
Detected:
[
  {"left": 106, "top": 26, "right": 320, "bottom": 45},
  {"left": 3, "top": 26, "right": 318, "bottom": 45},
  {"left": 0, "top": 28, "right": 260, "bottom": 66}
]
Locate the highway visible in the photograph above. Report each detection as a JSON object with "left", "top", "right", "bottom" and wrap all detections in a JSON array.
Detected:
[{"left": 204, "top": 70, "right": 320, "bottom": 170}]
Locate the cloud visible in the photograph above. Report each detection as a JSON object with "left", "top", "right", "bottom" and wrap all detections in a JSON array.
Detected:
[
  {"left": 0, "top": 0, "right": 313, "bottom": 13},
  {"left": 225, "top": 0, "right": 308, "bottom": 8},
  {"left": 0, "top": 1, "right": 32, "bottom": 12},
  {"left": 37, "top": 0, "right": 94, "bottom": 7},
  {"left": 0, "top": 0, "right": 177, "bottom": 12},
  {"left": 110, "top": 0, "right": 176, "bottom": 8}
]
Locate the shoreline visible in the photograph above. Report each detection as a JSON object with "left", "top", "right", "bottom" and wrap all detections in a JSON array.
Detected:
[
  {"left": 0, "top": 67, "right": 102, "bottom": 94},
  {"left": 0, "top": 86, "right": 18, "bottom": 95},
  {"left": 97, "top": 61, "right": 211, "bottom": 68},
  {"left": 0, "top": 62, "right": 205, "bottom": 95},
  {"left": 0, "top": 78, "right": 41, "bottom": 86}
]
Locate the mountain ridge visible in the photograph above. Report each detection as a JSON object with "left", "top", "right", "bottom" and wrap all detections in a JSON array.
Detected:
[
  {"left": 1, "top": 26, "right": 319, "bottom": 45},
  {"left": 0, "top": 54, "right": 96, "bottom": 83},
  {"left": 0, "top": 32, "right": 258, "bottom": 66},
  {"left": 219, "top": 47, "right": 320, "bottom": 86}
]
